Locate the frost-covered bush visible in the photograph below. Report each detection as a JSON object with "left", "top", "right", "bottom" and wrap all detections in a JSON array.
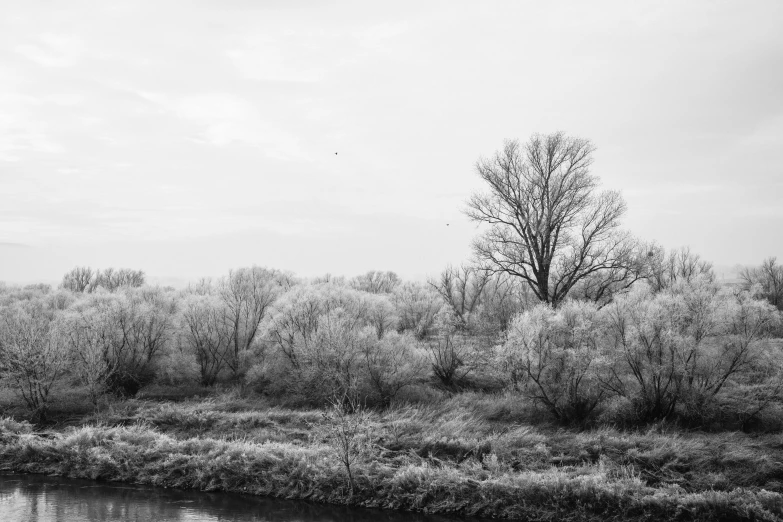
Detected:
[{"left": 501, "top": 300, "right": 607, "bottom": 424}]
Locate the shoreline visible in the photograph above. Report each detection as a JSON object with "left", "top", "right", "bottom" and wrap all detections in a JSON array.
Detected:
[
  {"left": 0, "top": 471, "right": 488, "bottom": 522},
  {"left": 2, "top": 401, "right": 783, "bottom": 522}
]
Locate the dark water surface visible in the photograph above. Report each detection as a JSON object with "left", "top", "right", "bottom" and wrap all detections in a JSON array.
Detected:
[{"left": 0, "top": 473, "right": 492, "bottom": 522}]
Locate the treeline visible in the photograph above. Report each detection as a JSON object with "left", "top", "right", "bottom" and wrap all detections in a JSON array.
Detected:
[{"left": 0, "top": 253, "right": 782, "bottom": 428}]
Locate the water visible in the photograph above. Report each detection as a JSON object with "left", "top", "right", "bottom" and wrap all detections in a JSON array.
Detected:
[{"left": 0, "top": 473, "right": 488, "bottom": 522}]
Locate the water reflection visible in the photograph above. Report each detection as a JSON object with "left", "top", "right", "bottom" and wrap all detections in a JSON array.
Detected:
[{"left": 0, "top": 474, "right": 489, "bottom": 522}]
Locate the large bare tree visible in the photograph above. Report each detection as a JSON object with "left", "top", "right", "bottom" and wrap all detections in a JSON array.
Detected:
[{"left": 466, "top": 132, "right": 636, "bottom": 307}]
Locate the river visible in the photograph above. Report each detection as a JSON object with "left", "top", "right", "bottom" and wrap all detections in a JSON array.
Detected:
[{"left": 0, "top": 473, "right": 493, "bottom": 522}]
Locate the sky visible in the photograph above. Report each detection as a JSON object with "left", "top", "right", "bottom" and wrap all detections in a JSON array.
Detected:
[{"left": 1, "top": 0, "right": 782, "bottom": 286}]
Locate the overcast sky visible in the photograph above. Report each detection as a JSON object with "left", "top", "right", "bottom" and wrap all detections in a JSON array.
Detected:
[{"left": 1, "top": 0, "right": 782, "bottom": 285}]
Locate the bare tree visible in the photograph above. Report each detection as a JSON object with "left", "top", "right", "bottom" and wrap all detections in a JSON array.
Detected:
[
  {"left": 466, "top": 132, "right": 636, "bottom": 307},
  {"left": 266, "top": 283, "right": 369, "bottom": 372},
  {"left": 60, "top": 306, "right": 113, "bottom": 407},
  {"left": 61, "top": 266, "right": 98, "bottom": 293},
  {"left": 217, "top": 267, "right": 290, "bottom": 381},
  {"left": 601, "top": 280, "right": 779, "bottom": 423},
  {"left": 363, "top": 331, "right": 426, "bottom": 406},
  {"left": 425, "top": 308, "right": 485, "bottom": 389},
  {"left": 390, "top": 282, "right": 442, "bottom": 339},
  {"left": 109, "top": 287, "right": 177, "bottom": 394},
  {"left": 323, "top": 386, "right": 373, "bottom": 497},
  {"left": 180, "top": 294, "right": 234, "bottom": 387},
  {"left": 363, "top": 294, "right": 398, "bottom": 339},
  {"left": 60, "top": 267, "right": 145, "bottom": 293},
  {"left": 501, "top": 300, "right": 607, "bottom": 424},
  {"left": 429, "top": 265, "right": 490, "bottom": 331},
  {"left": 349, "top": 271, "right": 401, "bottom": 294},
  {"left": 476, "top": 272, "right": 532, "bottom": 334},
  {"left": 0, "top": 300, "right": 70, "bottom": 422},
  {"left": 96, "top": 268, "right": 146, "bottom": 291},
  {"left": 60, "top": 290, "right": 176, "bottom": 398},
  {"left": 647, "top": 245, "right": 714, "bottom": 292},
  {"left": 430, "top": 266, "right": 531, "bottom": 337},
  {"left": 740, "top": 257, "right": 783, "bottom": 310}
]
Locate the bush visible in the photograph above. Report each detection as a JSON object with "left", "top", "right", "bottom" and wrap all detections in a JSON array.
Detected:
[
  {"left": 363, "top": 331, "right": 427, "bottom": 406},
  {"left": 602, "top": 280, "right": 781, "bottom": 424},
  {"left": 500, "top": 300, "right": 607, "bottom": 424}
]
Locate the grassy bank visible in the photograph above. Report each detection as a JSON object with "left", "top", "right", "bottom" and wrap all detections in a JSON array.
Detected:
[{"left": 2, "top": 391, "right": 783, "bottom": 521}]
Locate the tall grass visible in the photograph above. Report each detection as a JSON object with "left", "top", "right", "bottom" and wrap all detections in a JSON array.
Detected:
[{"left": 3, "top": 396, "right": 783, "bottom": 521}]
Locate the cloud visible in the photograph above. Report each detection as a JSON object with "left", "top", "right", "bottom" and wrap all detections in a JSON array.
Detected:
[
  {"left": 174, "top": 93, "right": 303, "bottom": 158},
  {"left": 0, "top": 126, "right": 65, "bottom": 161},
  {"left": 0, "top": 90, "right": 68, "bottom": 160},
  {"left": 15, "top": 33, "right": 85, "bottom": 68},
  {"left": 227, "top": 44, "right": 325, "bottom": 83},
  {"left": 226, "top": 21, "right": 413, "bottom": 83},
  {"left": 624, "top": 184, "right": 729, "bottom": 197}
]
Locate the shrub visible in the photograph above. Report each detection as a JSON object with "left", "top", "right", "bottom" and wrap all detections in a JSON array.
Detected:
[
  {"left": 0, "top": 299, "right": 70, "bottom": 422},
  {"left": 602, "top": 279, "right": 781, "bottom": 424},
  {"left": 61, "top": 288, "right": 177, "bottom": 400},
  {"left": 501, "top": 300, "right": 607, "bottom": 424},
  {"left": 363, "top": 331, "right": 427, "bottom": 406}
]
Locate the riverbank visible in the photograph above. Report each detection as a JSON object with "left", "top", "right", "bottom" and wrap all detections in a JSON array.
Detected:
[{"left": 2, "top": 392, "right": 783, "bottom": 521}]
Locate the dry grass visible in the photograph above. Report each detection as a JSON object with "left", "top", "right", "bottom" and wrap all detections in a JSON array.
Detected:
[{"left": 3, "top": 390, "right": 783, "bottom": 520}]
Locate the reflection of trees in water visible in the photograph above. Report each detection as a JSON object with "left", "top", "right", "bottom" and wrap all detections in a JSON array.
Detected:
[{"left": 0, "top": 474, "right": 483, "bottom": 522}]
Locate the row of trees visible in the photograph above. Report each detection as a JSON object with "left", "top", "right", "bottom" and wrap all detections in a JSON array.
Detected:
[
  {"left": 0, "top": 267, "right": 449, "bottom": 419},
  {"left": 1, "top": 253, "right": 779, "bottom": 424},
  {"left": 61, "top": 266, "right": 146, "bottom": 293}
]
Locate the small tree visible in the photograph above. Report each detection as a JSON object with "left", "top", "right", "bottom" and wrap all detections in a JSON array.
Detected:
[
  {"left": 60, "top": 306, "right": 111, "bottom": 407},
  {"left": 363, "top": 331, "right": 426, "bottom": 406},
  {"left": 111, "top": 287, "right": 177, "bottom": 394},
  {"left": 0, "top": 300, "right": 70, "bottom": 422},
  {"left": 60, "top": 290, "right": 176, "bottom": 398},
  {"left": 266, "top": 283, "right": 370, "bottom": 371},
  {"left": 647, "top": 245, "right": 714, "bottom": 292},
  {"left": 429, "top": 264, "right": 491, "bottom": 332},
  {"left": 60, "top": 266, "right": 146, "bottom": 293},
  {"left": 217, "top": 267, "right": 290, "bottom": 381},
  {"left": 363, "top": 294, "right": 398, "bottom": 339},
  {"left": 323, "top": 387, "right": 372, "bottom": 497},
  {"left": 473, "top": 272, "right": 532, "bottom": 336},
  {"left": 426, "top": 309, "right": 484, "bottom": 389},
  {"left": 180, "top": 294, "right": 234, "bottom": 387},
  {"left": 349, "top": 270, "right": 401, "bottom": 294},
  {"left": 431, "top": 266, "right": 531, "bottom": 337},
  {"left": 61, "top": 266, "right": 98, "bottom": 293},
  {"left": 307, "top": 309, "right": 376, "bottom": 402},
  {"left": 390, "top": 282, "right": 442, "bottom": 339},
  {"left": 601, "top": 279, "right": 780, "bottom": 423},
  {"left": 95, "top": 268, "right": 146, "bottom": 291},
  {"left": 501, "top": 300, "right": 607, "bottom": 424},
  {"left": 740, "top": 257, "right": 783, "bottom": 311}
]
